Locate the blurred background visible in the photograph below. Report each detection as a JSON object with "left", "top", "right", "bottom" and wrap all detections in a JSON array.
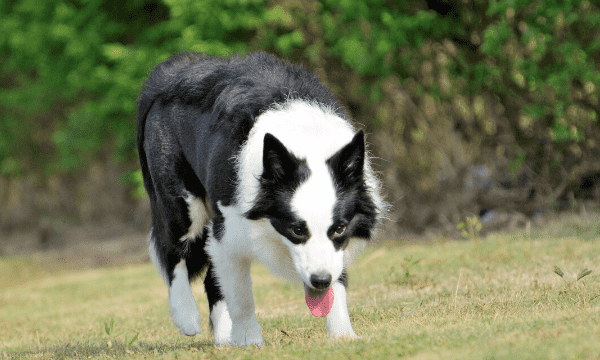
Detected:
[{"left": 1, "top": 0, "right": 599, "bottom": 263}]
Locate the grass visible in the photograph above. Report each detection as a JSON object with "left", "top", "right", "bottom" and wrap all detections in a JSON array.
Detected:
[{"left": 1, "top": 213, "right": 600, "bottom": 359}]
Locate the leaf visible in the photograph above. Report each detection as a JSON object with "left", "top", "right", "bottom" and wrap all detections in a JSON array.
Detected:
[
  {"left": 104, "top": 317, "right": 114, "bottom": 336},
  {"left": 102, "top": 43, "right": 129, "bottom": 61},
  {"left": 554, "top": 266, "right": 564, "bottom": 278},
  {"left": 127, "top": 332, "right": 139, "bottom": 348},
  {"left": 577, "top": 268, "right": 592, "bottom": 281}
]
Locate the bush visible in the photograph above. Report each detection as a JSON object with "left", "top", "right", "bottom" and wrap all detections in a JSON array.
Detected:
[
  {"left": 1, "top": 0, "right": 599, "bottom": 230},
  {"left": 0, "top": 0, "right": 267, "bottom": 176},
  {"left": 313, "top": 0, "right": 600, "bottom": 228}
]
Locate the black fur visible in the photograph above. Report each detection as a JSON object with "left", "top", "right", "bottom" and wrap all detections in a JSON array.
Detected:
[
  {"left": 137, "top": 52, "right": 382, "bottom": 341},
  {"left": 138, "top": 52, "right": 346, "bottom": 219},
  {"left": 244, "top": 133, "right": 313, "bottom": 245},
  {"left": 327, "top": 130, "right": 378, "bottom": 241},
  {"left": 137, "top": 51, "right": 352, "bottom": 284}
]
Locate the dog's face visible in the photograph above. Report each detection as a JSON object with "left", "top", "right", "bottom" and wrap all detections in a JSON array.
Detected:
[{"left": 245, "top": 130, "right": 378, "bottom": 290}]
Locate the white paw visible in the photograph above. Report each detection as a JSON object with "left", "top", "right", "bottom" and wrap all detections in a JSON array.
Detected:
[
  {"left": 332, "top": 331, "right": 360, "bottom": 340},
  {"left": 231, "top": 323, "right": 264, "bottom": 347},
  {"left": 327, "top": 317, "right": 358, "bottom": 339},
  {"left": 211, "top": 301, "right": 232, "bottom": 346},
  {"left": 171, "top": 307, "right": 202, "bottom": 336},
  {"left": 214, "top": 335, "right": 232, "bottom": 347},
  {"left": 169, "top": 259, "right": 202, "bottom": 336}
]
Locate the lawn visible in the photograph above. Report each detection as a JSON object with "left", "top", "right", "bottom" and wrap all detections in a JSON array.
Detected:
[{"left": 1, "top": 213, "right": 599, "bottom": 359}]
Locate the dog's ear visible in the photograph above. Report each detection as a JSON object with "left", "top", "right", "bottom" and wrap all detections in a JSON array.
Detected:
[
  {"left": 327, "top": 130, "right": 365, "bottom": 184},
  {"left": 262, "top": 133, "right": 300, "bottom": 182}
]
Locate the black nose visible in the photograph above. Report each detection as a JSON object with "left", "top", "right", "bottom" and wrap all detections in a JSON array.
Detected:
[{"left": 310, "top": 272, "right": 332, "bottom": 289}]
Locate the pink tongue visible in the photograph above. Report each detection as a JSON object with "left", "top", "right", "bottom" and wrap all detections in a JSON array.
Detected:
[{"left": 305, "top": 286, "right": 334, "bottom": 317}]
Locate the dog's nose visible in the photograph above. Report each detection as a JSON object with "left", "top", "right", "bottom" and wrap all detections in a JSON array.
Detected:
[{"left": 310, "top": 272, "right": 332, "bottom": 289}]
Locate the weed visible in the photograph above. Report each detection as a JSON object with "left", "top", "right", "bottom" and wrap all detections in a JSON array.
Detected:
[
  {"left": 127, "top": 333, "right": 139, "bottom": 348},
  {"left": 553, "top": 265, "right": 593, "bottom": 285},
  {"left": 457, "top": 216, "right": 482, "bottom": 239},
  {"left": 385, "top": 255, "right": 433, "bottom": 288},
  {"left": 104, "top": 316, "right": 115, "bottom": 337},
  {"left": 553, "top": 265, "right": 598, "bottom": 305},
  {"left": 402, "top": 255, "right": 422, "bottom": 279},
  {"left": 101, "top": 316, "right": 139, "bottom": 349}
]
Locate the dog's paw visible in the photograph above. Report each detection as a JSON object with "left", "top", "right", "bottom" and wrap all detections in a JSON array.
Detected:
[
  {"left": 336, "top": 332, "right": 361, "bottom": 340},
  {"left": 231, "top": 323, "right": 264, "bottom": 347},
  {"left": 168, "top": 260, "right": 202, "bottom": 336},
  {"left": 171, "top": 308, "right": 202, "bottom": 336},
  {"left": 213, "top": 335, "right": 232, "bottom": 347},
  {"left": 329, "top": 327, "right": 359, "bottom": 339},
  {"left": 177, "top": 321, "right": 202, "bottom": 336}
]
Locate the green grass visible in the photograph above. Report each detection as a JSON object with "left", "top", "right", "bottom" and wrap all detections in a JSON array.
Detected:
[{"left": 1, "top": 214, "right": 600, "bottom": 359}]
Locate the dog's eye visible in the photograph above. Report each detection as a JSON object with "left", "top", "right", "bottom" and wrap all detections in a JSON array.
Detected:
[
  {"left": 334, "top": 224, "right": 346, "bottom": 236},
  {"left": 292, "top": 226, "right": 306, "bottom": 236}
]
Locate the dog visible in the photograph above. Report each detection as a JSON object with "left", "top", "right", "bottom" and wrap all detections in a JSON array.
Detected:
[{"left": 137, "top": 52, "right": 387, "bottom": 347}]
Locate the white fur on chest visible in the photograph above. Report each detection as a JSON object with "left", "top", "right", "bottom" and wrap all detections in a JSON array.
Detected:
[{"left": 206, "top": 202, "right": 302, "bottom": 284}]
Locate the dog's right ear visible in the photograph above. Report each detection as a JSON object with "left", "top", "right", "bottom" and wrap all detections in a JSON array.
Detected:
[
  {"left": 326, "top": 129, "right": 365, "bottom": 185},
  {"left": 262, "top": 133, "right": 300, "bottom": 182}
]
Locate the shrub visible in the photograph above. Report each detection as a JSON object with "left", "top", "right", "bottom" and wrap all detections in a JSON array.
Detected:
[{"left": 1, "top": 0, "right": 598, "bottom": 229}]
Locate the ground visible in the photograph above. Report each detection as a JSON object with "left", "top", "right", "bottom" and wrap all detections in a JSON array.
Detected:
[{"left": 1, "top": 212, "right": 599, "bottom": 359}]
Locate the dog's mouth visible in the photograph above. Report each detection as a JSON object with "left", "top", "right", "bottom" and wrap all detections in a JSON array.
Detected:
[{"left": 304, "top": 284, "right": 334, "bottom": 317}]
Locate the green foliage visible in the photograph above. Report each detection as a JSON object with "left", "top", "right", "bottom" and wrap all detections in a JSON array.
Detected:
[
  {"left": 457, "top": 216, "right": 483, "bottom": 240},
  {"left": 324, "top": 0, "right": 599, "bottom": 183},
  {"left": 126, "top": 169, "right": 146, "bottom": 199},
  {"left": 0, "top": 0, "right": 598, "bottom": 213},
  {"left": 0, "top": 0, "right": 267, "bottom": 175},
  {"left": 104, "top": 316, "right": 115, "bottom": 336},
  {"left": 384, "top": 255, "right": 434, "bottom": 289},
  {"left": 554, "top": 265, "right": 598, "bottom": 305},
  {"left": 102, "top": 315, "right": 139, "bottom": 349},
  {"left": 554, "top": 266, "right": 593, "bottom": 283},
  {"left": 321, "top": 0, "right": 450, "bottom": 77},
  {"left": 475, "top": 0, "right": 598, "bottom": 144}
]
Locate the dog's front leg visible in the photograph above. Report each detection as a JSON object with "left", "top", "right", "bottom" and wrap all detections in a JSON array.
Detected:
[
  {"left": 215, "top": 255, "right": 264, "bottom": 347},
  {"left": 326, "top": 281, "right": 358, "bottom": 339}
]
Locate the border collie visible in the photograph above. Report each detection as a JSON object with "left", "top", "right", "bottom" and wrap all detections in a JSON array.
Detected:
[{"left": 137, "top": 52, "right": 387, "bottom": 347}]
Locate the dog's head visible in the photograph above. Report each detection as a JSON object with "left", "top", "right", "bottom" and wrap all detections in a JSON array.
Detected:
[{"left": 245, "top": 129, "right": 379, "bottom": 292}]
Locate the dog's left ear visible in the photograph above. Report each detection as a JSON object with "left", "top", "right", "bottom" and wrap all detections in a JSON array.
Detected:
[
  {"left": 327, "top": 130, "right": 365, "bottom": 183},
  {"left": 262, "top": 133, "right": 301, "bottom": 182}
]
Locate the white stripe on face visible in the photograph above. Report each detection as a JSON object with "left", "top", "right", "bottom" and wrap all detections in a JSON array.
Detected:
[{"left": 287, "top": 161, "right": 344, "bottom": 287}]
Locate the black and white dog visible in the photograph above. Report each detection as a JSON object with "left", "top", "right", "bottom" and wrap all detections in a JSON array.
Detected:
[{"left": 137, "top": 52, "right": 387, "bottom": 346}]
